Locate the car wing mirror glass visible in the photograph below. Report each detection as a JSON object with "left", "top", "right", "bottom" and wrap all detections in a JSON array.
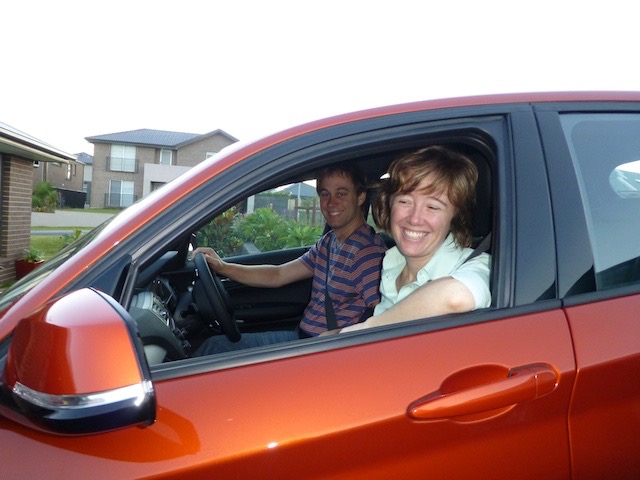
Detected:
[
  {"left": 610, "top": 160, "right": 640, "bottom": 198},
  {"left": 0, "top": 288, "right": 156, "bottom": 435}
]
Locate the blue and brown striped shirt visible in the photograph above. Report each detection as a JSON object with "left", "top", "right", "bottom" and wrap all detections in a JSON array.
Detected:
[{"left": 298, "top": 223, "right": 386, "bottom": 336}]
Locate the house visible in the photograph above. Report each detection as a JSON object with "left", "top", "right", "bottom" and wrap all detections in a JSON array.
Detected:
[
  {"left": 76, "top": 152, "right": 93, "bottom": 207},
  {"left": 85, "top": 128, "right": 238, "bottom": 208},
  {"left": 31, "top": 151, "right": 86, "bottom": 208},
  {"left": 0, "top": 121, "right": 75, "bottom": 283},
  {"left": 279, "top": 182, "right": 318, "bottom": 199}
]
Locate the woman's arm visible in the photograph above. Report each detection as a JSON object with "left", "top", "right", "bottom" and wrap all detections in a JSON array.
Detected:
[{"left": 342, "top": 276, "right": 475, "bottom": 332}]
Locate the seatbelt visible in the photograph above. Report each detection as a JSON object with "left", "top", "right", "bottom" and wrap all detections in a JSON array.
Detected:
[
  {"left": 324, "top": 237, "right": 338, "bottom": 330},
  {"left": 325, "top": 281, "right": 338, "bottom": 330},
  {"left": 465, "top": 232, "right": 492, "bottom": 263}
]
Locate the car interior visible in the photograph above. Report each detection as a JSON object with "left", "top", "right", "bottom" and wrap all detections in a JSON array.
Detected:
[{"left": 126, "top": 137, "right": 495, "bottom": 366}]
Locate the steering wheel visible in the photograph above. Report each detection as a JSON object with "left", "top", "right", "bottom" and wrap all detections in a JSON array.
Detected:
[{"left": 192, "top": 252, "right": 241, "bottom": 342}]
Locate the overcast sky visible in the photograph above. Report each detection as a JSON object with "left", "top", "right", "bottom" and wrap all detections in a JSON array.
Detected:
[{"left": 3, "top": 0, "right": 638, "bottom": 156}]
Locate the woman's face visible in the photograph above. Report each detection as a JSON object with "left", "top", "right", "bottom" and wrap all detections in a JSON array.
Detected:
[{"left": 390, "top": 174, "right": 456, "bottom": 267}]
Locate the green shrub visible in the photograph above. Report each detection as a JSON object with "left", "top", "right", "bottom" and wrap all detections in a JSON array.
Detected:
[
  {"left": 32, "top": 182, "right": 58, "bottom": 212},
  {"left": 21, "top": 246, "right": 44, "bottom": 263},
  {"left": 277, "top": 220, "right": 323, "bottom": 248},
  {"left": 60, "top": 229, "right": 83, "bottom": 249},
  {"left": 197, "top": 206, "right": 323, "bottom": 256},
  {"left": 235, "top": 208, "right": 288, "bottom": 251},
  {"left": 195, "top": 207, "right": 243, "bottom": 257}
]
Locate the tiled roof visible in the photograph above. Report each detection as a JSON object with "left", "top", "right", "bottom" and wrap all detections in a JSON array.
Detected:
[
  {"left": 280, "top": 182, "right": 318, "bottom": 198},
  {"left": 85, "top": 129, "right": 200, "bottom": 148},
  {"left": 75, "top": 152, "right": 93, "bottom": 165}
]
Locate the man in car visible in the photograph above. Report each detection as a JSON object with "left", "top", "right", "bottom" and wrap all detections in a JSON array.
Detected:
[{"left": 194, "top": 163, "right": 387, "bottom": 354}]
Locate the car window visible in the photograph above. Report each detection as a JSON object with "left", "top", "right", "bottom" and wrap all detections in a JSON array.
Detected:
[
  {"left": 194, "top": 182, "right": 325, "bottom": 257},
  {"left": 560, "top": 113, "right": 640, "bottom": 290}
]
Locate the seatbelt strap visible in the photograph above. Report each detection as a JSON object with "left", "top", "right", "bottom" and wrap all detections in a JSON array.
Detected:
[
  {"left": 324, "top": 236, "right": 338, "bottom": 330},
  {"left": 325, "top": 282, "right": 338, "bottom": 330},
  {"left": 465, "top": 232, "right": 492, "bottom": 263}
]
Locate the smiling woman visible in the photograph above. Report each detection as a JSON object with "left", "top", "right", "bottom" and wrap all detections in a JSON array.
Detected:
[{"left": 341, "top": 146, "right": 491, "bottom": 332}]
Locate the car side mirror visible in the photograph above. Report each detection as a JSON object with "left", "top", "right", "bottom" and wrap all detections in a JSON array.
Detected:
[{"left": 0, "top": 288, "right": 156, "bottom": 435}]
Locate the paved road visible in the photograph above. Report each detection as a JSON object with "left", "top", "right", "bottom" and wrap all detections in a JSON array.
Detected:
[
  {"left": 32, "top": 210, "right": 115, "bottom": 228},
  {"left": 31, "top": 210, "right": 115, "bottom": 233}
]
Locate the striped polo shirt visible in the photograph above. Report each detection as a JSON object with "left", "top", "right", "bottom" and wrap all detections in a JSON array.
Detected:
[{"left": 298, "top": 223, "right": 386, "bottom": 336}]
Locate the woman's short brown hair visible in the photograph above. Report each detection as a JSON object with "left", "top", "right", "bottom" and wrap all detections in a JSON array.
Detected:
[{"left": 373, "top": 146, "right": 478, "bottom": 248}]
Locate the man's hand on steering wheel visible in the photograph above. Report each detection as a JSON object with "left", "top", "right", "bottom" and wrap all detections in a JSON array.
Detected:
[
  {"left": 192, "top": 251, "right": 241, "bottom": 342},
  {"left": 192, "top": 246, "right": 225, "bottom": 272}
]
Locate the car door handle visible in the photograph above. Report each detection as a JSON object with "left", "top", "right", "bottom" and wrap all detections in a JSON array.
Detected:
[{"left": 407, "top": 363, "right": 559, "bottom": 421}]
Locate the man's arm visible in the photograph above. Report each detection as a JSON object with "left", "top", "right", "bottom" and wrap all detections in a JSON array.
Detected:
[{"left": 194, "top": 247, "right": 312, "bottom": 288}]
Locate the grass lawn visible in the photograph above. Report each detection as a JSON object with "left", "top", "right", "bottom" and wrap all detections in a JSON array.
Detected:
[
  {"left": 60, "top": 207, "right": 120, "bottom": 215},
  {"left": 31, "top": 236, "right": 68, "bottom": 261}
]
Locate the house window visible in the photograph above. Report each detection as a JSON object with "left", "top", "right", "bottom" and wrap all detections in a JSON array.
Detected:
[
  {"left": 108, "top": 180, "right": 135, "bottom": 207},
  {"left": 160, "top": 149, "right": 173, "bottom": 165},
  {"left": 110, "top": 145, "right": 136, "bottom": 172},
  {"left": 66, "top": 164, "right": 72, "bottom": 180}
]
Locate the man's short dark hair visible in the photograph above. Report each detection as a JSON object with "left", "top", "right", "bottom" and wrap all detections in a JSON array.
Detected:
[{"left": 315, "top": 163, "right": 368, "bottom": 194}]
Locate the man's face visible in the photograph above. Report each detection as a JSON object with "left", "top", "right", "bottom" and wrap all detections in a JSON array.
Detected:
[{"left": 318, "top": 173, "right": 366, "bottom": 241}]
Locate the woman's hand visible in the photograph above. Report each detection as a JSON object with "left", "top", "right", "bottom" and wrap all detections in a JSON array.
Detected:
[{"left": 319, "top": 328, "right": 342, "bottom": 336}]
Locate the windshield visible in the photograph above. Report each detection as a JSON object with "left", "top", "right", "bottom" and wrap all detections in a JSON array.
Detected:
[{"left": 0, "top": 223, "right": 108, "bottom": 314}]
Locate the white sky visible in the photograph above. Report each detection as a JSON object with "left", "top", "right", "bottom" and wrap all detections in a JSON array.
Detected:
[{"left": 2, "top": 0, "right": 639, "bottom": 156}]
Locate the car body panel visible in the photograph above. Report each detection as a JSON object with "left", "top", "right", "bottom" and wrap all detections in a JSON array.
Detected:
[
  {"left": 0, "top": 92, "right": 639, "bottom": 478},
  {"left": 6, "top": 288, "right": 143, "bottom": 394},
  {"left": 565, "top": 295, "right": 640, "bottom": 478},
  {"left": 1, "top": 309, "right": 574, "bottom": 479}
]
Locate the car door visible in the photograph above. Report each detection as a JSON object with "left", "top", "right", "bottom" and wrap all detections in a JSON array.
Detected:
[
  {"left": 538, "top": 106, "right": 640, "bottom": 478},
  {"left": 141, "top": 109, "right": 576, "bottom": 478}
]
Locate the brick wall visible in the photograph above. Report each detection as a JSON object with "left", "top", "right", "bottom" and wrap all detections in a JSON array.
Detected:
[
  {"left": 177, "top": 132, "right": 235, "bottom": 166},
  {"left": 0, "top": 156, "right": 34, "bottom": 283},
  {"left": 90, "top": 144, "right": 154, "bottom": 208},
  {"left": 32, "top": 159, "right": 85, "bottom": 192},
  {"left": 89, "top": 144, "right": 109, "bottom": 208}
]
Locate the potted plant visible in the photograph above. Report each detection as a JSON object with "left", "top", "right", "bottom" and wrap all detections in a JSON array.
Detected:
[{"left": 15, "top": 247, "right": 45, "bottom": 280}]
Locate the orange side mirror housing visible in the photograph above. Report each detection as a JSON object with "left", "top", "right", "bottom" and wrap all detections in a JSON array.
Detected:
[{"left": 0, "top": 288, "right": 156, "bottom": 435}]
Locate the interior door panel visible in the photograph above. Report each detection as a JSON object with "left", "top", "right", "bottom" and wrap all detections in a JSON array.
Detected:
[{"left": 223, "top": 247, "right": 312, "bottom": 331}]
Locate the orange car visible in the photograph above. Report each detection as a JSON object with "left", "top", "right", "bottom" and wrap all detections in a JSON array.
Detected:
[{"left": 0, "top": 92, "right": 639, "bottom": 479}]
